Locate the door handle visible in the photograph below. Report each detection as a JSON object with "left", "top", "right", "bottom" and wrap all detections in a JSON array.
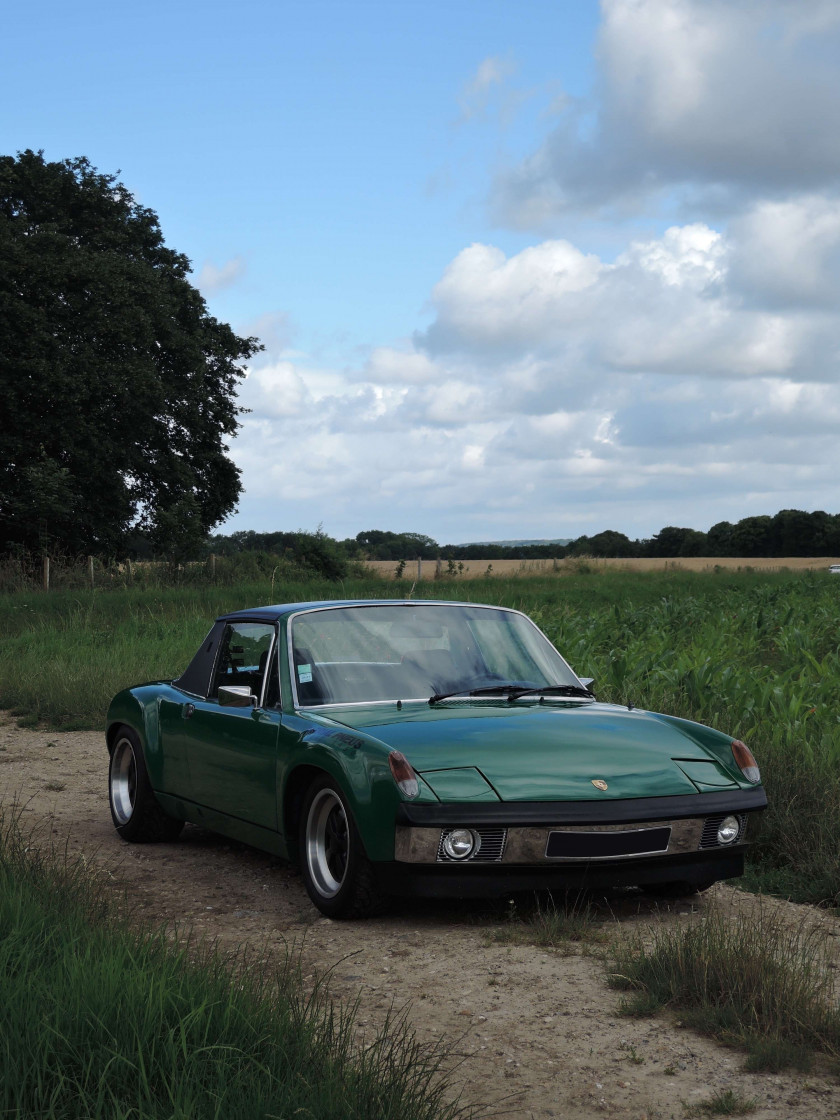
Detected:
[{"left": 182, "top": 703, "right": 196, "bottom": 719}]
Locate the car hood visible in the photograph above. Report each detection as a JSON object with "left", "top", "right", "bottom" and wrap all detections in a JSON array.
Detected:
[{"left": 317, "top": 701, "right": 741, "bottom": 802}]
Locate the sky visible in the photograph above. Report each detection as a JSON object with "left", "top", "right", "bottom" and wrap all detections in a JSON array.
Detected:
[{"left": 3, "top": 0, "right": 840, "bottom": 544}]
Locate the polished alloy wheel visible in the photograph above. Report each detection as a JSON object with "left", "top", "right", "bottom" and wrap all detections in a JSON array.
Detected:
[
  {"left": 305, "top": 788, "right": 349, "bottom": 898},
  {"left": 110, "top": 736, "right": 137, "bottom": 825}
]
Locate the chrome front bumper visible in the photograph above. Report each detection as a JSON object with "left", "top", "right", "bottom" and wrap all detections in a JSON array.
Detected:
[{"left": 395, "top": 814, "right": 748, "bottom": 865}]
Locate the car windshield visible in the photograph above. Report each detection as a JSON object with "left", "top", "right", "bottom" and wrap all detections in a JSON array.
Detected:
[{"left": 289, "top": 603, "right": 582, "bottom": 707}]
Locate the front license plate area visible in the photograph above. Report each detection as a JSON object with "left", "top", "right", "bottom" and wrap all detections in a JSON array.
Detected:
[{"left": 545, "top": 827, "right": 671, "bottom": 859}]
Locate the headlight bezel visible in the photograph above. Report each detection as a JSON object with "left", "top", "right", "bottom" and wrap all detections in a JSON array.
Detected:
[
  {"left": 716, "top": 815, "right": 741, "bottom": 845},
  {"left": 441, "top": 828, "right": 478, "bottom": 861}
]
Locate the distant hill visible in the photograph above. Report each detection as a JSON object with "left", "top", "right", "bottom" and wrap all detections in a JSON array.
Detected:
[{"left": 457, "top": 538, "right": 572, "bottom": 548}]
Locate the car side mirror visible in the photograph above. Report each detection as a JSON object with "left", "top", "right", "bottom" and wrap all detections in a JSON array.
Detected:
[
  {"left": 219, "top": 685, "right": 257, "bottom": 708},
  {"left": 579, "top": 677, "right": 595, "bottom": 690}
]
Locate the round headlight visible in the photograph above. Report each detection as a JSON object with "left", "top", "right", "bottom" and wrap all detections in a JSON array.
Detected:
[
  {"left": 443, "top": 829, "right": 477, "bottom": 860},
  {"left": 717, "top": 815, "right": 740, "bottom": 845}
]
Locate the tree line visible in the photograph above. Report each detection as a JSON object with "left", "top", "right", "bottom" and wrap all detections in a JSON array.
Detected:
[
  {"left": 207, "top": 509, "right": 840, "bottom": 572},
  {"left": 565, "top": 510, "right": 840, "bottom": 560}
]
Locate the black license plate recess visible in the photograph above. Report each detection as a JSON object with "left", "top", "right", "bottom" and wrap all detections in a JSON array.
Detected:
[{"left": 545, "top": 827, "right": 671, "bottom": 859}]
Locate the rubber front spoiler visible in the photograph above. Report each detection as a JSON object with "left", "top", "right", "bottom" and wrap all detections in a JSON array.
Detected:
[
  {"left": 375, "top": 848, "right": 746, "bottom": 899},
  {"left": 395, "top": 787, "right": 766, "bottom": 828}
]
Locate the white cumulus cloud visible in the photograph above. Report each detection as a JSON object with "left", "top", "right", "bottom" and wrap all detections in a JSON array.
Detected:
[
  {"left": 423, "top": 240, "right": 601, "bottom": 352},
  {"left": 493, "top": 0, "right": 840, "bottom": 225},
  {"left": 227, "top": 0, "right": 840, "bottom": 544},
  {"left": 728, "top": 196, "right": 840, "bottom": 308}
]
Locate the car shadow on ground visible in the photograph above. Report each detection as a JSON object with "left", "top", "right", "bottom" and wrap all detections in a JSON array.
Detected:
[{"left": 171, "top": 821, "right": 713, "bottom": 934}]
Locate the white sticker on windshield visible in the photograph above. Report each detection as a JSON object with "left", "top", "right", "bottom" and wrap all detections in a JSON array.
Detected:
[{"left": 297, "top": 664, "right": 313, "bottom": 684}]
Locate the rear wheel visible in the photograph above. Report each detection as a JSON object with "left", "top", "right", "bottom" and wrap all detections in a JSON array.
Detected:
[
  {"left": 109, "top": 727, "right": 183, "bottom": 843},
  {"left": 299, "top": 776, "right": 387, "bottom": 918}
]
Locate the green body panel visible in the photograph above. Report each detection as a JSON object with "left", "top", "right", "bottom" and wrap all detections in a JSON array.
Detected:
[
  {"left": 155, "top": 791, "right": 287, "bottom": 857},
  {"left": 320, "top": 700, "right": 749, "bottom": 801},
  {"left": 650, "top": 711, "right": 747, "bottom": 774},
  {"left": 276, "top": 711, "right": 407, "bottom": 860},
  {"left": 163, "top": 698, "right": 280, "bottom": 830},
  {"left": 420, "top": 767, "right": 500, "bottom": 801},
  {"left": 107, "top": 684, "right": 406, "bottom": 863},
  {"left": 675, "top": 760, "right": 739, "bottom": 791},
  {"left": 107, "top": 686, "right": 169, "bottom": 782}
]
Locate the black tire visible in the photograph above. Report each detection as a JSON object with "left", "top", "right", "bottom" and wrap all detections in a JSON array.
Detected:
[
  {"left": 299, "top": 775, "right": 388, "bottom": 918},
  {"left": 108, "top": 726, "right": 184, "bottom": 843}
]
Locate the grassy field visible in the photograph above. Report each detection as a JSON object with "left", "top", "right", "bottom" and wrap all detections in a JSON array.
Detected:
[
  {"left": 1, "top": 567, "right": 839, "bottom": 904},
  {"left": 0, "top": 812, "right": 471, "bottom": 1120}
]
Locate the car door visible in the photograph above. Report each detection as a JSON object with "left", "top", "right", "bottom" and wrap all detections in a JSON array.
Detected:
[{"left": 180, "top": 621, "right": 281, "bottom": 831}]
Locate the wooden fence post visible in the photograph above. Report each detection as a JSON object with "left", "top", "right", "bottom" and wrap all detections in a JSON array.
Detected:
[
  {"left": 126, "top": 557, "right": 133, "bottom": 583},
  {"left": 210, "top": 552, "right": 216, "bottom": 581},
  {"left": 416, "top": 557, "right": 422, "bottom": 582},
  {"left": 88, "top": 555, "right": 95, "bottom": 589},
  {"left": 43, "top": 555, "right": 50, "bottom": 591}
]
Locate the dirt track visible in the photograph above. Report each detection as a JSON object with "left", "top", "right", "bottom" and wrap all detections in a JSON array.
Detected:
[{"left": 1, "top": 712, "right": 838, "bottom": 1120}]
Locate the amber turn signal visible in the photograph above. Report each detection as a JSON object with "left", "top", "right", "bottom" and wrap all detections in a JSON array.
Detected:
[
  {"left": 731, "top": 739, "right": 760, "bottom": 784},
  {"left": 389, "top": 750, "right": 420, "bottom": 799}
]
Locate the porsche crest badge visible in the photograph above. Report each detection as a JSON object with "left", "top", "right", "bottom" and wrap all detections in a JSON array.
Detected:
[{"left": 591, "top": 779, "right": 608, "bottom": 791}]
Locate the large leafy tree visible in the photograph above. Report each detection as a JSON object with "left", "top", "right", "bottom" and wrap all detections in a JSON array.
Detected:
[
  {"left": 643, "top": 525, "right": 704, "bottom": 558},
  {"left": 0, "top": 150, "right": 261, "bottom": 557},
  {"left": 568, "top": 530, "right": 637, "bottom": 558},
  {"left": 354, "top": 530, "right": 439, "bottom": 560}
]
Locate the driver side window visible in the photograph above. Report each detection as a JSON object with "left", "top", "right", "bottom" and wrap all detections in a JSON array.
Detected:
[{"left": 210, "top": 622, "right": 275, "bottom": 702}]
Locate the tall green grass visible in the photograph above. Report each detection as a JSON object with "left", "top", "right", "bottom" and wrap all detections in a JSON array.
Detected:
[
  {"left": 608, "top": 903, "right": 840, "bottom": 1072},
  {"left": 0, "top": 580, "right": 354, "bottom": 728},
  {"left": 1, "top": 569, "right": 839, "bottom": 903},
  {"left": 0, "top": 812, "right": 472, "bottom": 1120}
]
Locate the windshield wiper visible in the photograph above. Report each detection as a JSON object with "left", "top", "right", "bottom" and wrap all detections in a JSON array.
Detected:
[
  {"left": 429, "top": 683, "right": 594, "bottom": 705},
  {"left": 429, "top": 683, "right": 529, "bottom": 704},
  {"left": 506, "top": 684, "right": 594, "bottom": 700}
]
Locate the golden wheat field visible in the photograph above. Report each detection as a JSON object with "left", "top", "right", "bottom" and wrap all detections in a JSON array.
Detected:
[{"left": 365, "top": 555, "right": 840, "bottom": 580}]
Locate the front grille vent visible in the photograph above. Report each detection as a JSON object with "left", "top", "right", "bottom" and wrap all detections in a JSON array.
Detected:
[
  {"left": 699, "top": 814, "right": 746, "bottom": 849},
  {"left": 437, "top": 828, "right": 508, "bottom": 863}
]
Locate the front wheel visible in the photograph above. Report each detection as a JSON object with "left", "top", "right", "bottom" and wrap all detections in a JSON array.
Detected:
[
  {"left": 299, "top": 776, "right": 388, "bottom": 918},
  {"left": 109, "top": 727, "right": 184, "bottom": 843}
]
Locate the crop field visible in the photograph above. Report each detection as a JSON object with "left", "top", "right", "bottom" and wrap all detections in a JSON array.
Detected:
[
  {"left": 365, "top": 555, "right": 840, "bottom": 579},
  {"left": 0, "top": 566, "right": 839, "bottom": 906}
]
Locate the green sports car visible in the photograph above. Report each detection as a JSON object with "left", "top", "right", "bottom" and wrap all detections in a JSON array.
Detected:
[{"left": 107, "top": 599, "right": 766, "bottom": 918}]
